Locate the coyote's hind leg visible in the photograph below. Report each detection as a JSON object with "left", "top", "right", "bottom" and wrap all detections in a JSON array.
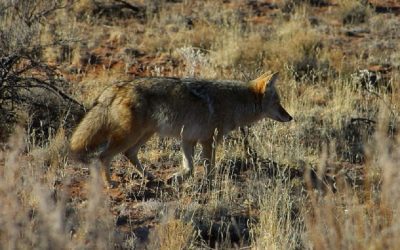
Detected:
[{"left": 124, "top": 132, "right": 155, "bottom": 180}]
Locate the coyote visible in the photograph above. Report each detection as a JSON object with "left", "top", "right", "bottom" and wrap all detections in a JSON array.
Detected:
[{"left": 70, "top": 72, "right": 292, "bottom": 187}]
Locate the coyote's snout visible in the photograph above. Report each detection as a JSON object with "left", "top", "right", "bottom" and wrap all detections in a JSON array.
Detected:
[
  {"left": 70, "top": 72, "right": 292, "bottom": 187},
  {"left": 259, "top": 73, "right": 293, "bottom": 123}
]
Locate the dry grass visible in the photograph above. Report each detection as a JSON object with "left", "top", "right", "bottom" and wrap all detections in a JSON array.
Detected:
[
  {"left": 149, "top": 218, "right": 196, "bottom": 250},
  {"left": 0, "top": 127, "right": 115, "bottom": 249},
  {"left": 337, "top": 0, "right": 372, "bottom": 25},
  {"left": 252, "top": 179, "right": 305, "bottom": 249},
  {"left": 305, "top": 114, "right": 400, "bottom": 249},
  {"left": 1, "top": 0, "right": 400, "bottom": 249},
  {"left": 264, "top": 13, "right": 325, "bottom": 80}
]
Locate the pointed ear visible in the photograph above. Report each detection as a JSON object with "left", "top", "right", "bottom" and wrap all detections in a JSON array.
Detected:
[
  {"left": 251, "top": 72, "right": 271, "bottom": 83},
  {"left": 267, "top": 72, "right": 279, "bottom": 89},
  {"left": 251, "top": 78, "right": 268, "bottom": 95},
  {"left": 251, "top": 72, "right": 277, "bottom": 94}
]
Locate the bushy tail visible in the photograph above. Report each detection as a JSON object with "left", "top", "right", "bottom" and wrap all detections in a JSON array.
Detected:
[{"left": 70, "top": 104, "right": 108, "bottom": 156}]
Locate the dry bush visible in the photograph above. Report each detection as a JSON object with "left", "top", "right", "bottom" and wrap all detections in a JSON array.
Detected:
[
  {"left": 368, "top": 14, "right": 400, "bottom": 67},
  {"left": 263, "top": 13, "right": 329, "bottom": 81},
  {"left": 0, "top": 0, "right": 84, "bottom": 143},
  {"left": 149, "top": 218, "right": 196, "bottom": 250},
  {"left": 209, "top": 32, "right": 265, "bottom": 71},
  {"left": 136, "top": 0, "right": 269, "bottom": 74},
  {"left": 337, "top": 0, "right": 372, "bottom": 25}
]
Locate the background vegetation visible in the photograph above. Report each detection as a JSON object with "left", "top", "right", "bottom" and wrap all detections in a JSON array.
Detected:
[{"left": 0, "top": 0, "right": 399, "bottom": 249}]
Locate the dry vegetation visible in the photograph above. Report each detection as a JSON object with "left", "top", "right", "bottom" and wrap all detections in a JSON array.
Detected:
[{"left": 1, "top": 0, "right": 400, "bottom": 249}]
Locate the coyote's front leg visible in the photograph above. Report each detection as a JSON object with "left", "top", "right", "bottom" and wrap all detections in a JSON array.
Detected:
[
  {"left": 200, "top": 139, "right": 216, "bottom": 182},
  {"left": 171, "top": 140, "right": 196, "bottom": 183}
]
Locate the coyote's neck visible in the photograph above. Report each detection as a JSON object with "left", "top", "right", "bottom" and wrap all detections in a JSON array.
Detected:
[{"left": 232, "top": 91, "right": 263, "bottom": 128}]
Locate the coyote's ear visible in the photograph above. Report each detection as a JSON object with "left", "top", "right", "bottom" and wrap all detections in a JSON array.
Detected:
[
  {"left": 251, "top": 72, "right": 278, "bottom": 94},
  {"left": 267, "top": 72, "right": 279, "bottom": 89}
]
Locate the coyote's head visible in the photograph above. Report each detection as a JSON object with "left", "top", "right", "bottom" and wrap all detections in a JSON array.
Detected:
[{"left": 251, "top": 72, "right": 293, "bottom": 122}]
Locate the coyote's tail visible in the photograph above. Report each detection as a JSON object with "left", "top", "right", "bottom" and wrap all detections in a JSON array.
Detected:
[{"left": 70, "top": 104, "right": 108, "bottom": 156}]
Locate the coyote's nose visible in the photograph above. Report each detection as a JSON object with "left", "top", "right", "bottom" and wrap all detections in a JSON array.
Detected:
[
  {"left": 278, "top": 106, "right": 293, "bottom": 122},
  {"left": 279, "top": 114, "right": 293, "bottom": 122}
]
